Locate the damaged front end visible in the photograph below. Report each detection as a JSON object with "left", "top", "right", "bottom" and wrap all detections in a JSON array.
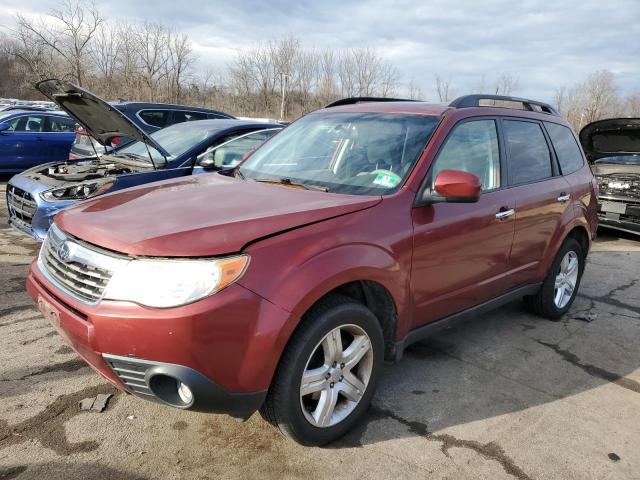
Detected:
[
  {"left": 580, "top": 118, "right": 640, "bottom": 235},
  {"left": 7, "top": 158, "right": 151, "bottom": 241}
]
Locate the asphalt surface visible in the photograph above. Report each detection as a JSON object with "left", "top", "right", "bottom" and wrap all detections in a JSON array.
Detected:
[{"left": 0, "top": 179, "right": 639, "bottom": 480}]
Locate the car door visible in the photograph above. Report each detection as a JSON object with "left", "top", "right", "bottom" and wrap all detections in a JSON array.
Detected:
[
  {"left": 0, "top": 114, "right": 48, "bottom": 171},
  {"left": 42, "top": 115, "right": 76, "bottom": 161},
  {"left": 411, "top": 118, "right": 517, "bottom": 327},
  {"left": 500, "top": 118, "right": 573, "bottom": 289}
]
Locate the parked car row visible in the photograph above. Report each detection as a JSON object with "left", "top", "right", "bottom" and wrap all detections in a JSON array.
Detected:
[{"left": 12, "top": 84, "right": 601, "bottom": 445}]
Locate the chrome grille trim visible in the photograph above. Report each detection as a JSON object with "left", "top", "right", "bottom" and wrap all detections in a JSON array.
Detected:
[
  {"left": 38, "top": 224, "right": 129, "bottom": 304},
  {"left": 7, "top": 185, "right": 37, "bottom": 225}
]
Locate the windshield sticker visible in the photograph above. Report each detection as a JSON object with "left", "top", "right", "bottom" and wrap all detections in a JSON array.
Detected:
[{"left": 372, "top": 171, "right": 401, "bottom": 188}]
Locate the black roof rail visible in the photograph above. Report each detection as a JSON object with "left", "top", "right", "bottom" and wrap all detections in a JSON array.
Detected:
[
  {"left": 325, "top": 97, "right": 419, "bottom": 108},
  {"left": 449, "top": 94, "right": 560, "bottom": 116}
]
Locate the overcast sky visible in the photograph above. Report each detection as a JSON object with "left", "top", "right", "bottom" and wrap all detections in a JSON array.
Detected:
[{"left": 1, "top": 0, "right": 638, "bottom": 102}]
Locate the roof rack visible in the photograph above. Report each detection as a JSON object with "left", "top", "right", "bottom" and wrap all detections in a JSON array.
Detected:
[
  {"left": 325, "top": 97, "right": 419, "bottom": 108},
  {"left": 449, "top": 94, "right": 559, "bottom": 116}
]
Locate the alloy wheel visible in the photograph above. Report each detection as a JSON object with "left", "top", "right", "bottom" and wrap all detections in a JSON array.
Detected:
[
  {"left": 554, "top": 250, "right": 579, "bottom": 309},
  {"left": 299, "top": 324, "right": 373, "bottom": 428}
]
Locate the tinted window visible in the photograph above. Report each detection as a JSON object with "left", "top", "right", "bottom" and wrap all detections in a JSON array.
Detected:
[
  {"left": 504, "top": 120, "right": 552, "bottom": 184},
  {"left": 139, "top": 110, "right": 169, "bottom": 128},
  {"left": 47, "top": 117, "right": 75, "bottom": 133},
  {"left": 544, "top": 122, "right": 584, "bottom": 174},
  {"left": 432, "top": 119, "right": 500, "bottom": 190},
  {"left": 7, "top": 115, "right": 46, "bottom": 132},
  {"left": 171, "top": 111, "right": 208, "bottom": 124}
]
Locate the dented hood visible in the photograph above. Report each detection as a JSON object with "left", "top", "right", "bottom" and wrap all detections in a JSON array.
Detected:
[
  {"left": 55, "top": 173, "right": 381, "bottom": 257},
  {"left": 579, "top": 118, "right": 640, "bottom": 162},
  {"left": 36, "top": 79, "right": 169, "bottom": 158}
]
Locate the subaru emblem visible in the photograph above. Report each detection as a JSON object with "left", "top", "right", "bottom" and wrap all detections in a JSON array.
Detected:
[{"left": 57, "top": 241, "right": 72, "bottom": 262}]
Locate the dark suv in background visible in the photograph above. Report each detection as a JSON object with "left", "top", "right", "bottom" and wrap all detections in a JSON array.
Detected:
[
  {"left": 29, "top": 94, "right": 597, "bottom": 446},
  {"left": 69, "top": 101, "right": 235, "bottom": 159},
  {"left": 580, "top": 118, "right": 640, "bottom": 235}
]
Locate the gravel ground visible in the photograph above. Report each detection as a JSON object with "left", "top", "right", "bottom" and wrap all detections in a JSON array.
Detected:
[{"left": 1, "top": 179, "right": 639, "bottom": 480}]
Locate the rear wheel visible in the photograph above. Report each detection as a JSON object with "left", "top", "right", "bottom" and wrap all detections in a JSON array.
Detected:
[
  {"left": 260, "top": 294, "right": 384, "bottom": 446},
  {"left": 524, "top": 237, "right": 584, "bottom": 320}
]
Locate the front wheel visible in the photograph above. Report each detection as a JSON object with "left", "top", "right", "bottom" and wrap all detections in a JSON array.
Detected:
[
  {"left": 524, "top": 237, "right": 585, "bottom": 320},
  {"left": 260, "top": 294, "right": 384, "bottom": 446}
]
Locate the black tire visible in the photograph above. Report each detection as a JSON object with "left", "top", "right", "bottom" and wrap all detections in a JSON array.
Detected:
[
  {"left": 524, "top": 237, "right": 585, "bottom": 320},
  {"left": 260, "top": 294, "right": 384, "bottom": 446}
]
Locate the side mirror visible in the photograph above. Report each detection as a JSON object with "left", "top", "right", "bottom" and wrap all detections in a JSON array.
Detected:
[
  {"left": 0, "top": 123, "right": 10, "bottom": 133},
  {"left": 197, "top": 152, "right": 216, "bottom": 169},
  {"left": 418, "top": 169, "right": 482, "bottom": 205}
]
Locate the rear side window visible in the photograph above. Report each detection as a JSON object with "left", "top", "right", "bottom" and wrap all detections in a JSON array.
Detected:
[
  {"left": 544, "top": 122, "right": 584, "bottom": 174},
  {"left": 47, "top": 117, "right": 75, "bottom": 132},
  {"left": 171, "top": 111, "right": 208, "bottom": 124},
  {"left": 503, "top": 120, "right": 552, "bottom": 184},
  {"left": 432, "top": 119, "right": 501, "bottom": 191},
  {"left": 138, "top": 110, "right": 170, "bottom": 128}
]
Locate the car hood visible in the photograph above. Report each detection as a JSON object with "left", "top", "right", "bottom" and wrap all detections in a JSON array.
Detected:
[
  {"left": 579, "top": 118, "right": 640, "bottom": 162},
  {"left": 36, "top": 79, "right": 168, "bottom": 158},
  {"left": 55, "top": 173, "right": 382, "bottom": 257}
]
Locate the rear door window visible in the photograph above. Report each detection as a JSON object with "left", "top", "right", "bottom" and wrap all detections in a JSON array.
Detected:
[
  {"left": 138, "top": 110, "right": 170, "bottom": 128},
  {"left": 544, "top": 122, "right": 584, "bottom": 174},
  {"left": 47, "top": 116, "right": 76, "bottom": 132},
  {"left": 503, "top": 120, "right": 552, "bottom": 184}
]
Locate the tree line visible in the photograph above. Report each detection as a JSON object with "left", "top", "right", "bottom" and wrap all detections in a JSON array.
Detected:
[{"left": 0, "top": 1, "right": 638, "bottom": 127}]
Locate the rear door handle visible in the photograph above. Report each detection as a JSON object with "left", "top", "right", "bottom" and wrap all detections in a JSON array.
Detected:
[
  {"left": 557, "top": 193, "right": 570, "bottom": 203},
  {"left": 495, "top": 208, "right": 515, "bottom": 220}
]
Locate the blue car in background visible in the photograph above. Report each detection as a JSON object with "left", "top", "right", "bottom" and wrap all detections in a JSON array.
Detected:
[
  {"left": 0, "top": 110, "right": 76, "bottom": 173},
  {"left": 7, "top": 79, "right": 281, "bottom": 241}
]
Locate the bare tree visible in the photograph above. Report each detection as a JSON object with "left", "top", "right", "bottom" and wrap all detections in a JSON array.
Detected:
[
  {"left": 434, "top": 74, "right": 455, "bottom": 102},
  {"left": 406, "top": 79, "right": 424, "bottom": 100},
  {"left": 15, "top": 0, "right": 103, "bottom": 86},
  {"left": 494, "top": 74, "right": 519, "bottom": 96}
]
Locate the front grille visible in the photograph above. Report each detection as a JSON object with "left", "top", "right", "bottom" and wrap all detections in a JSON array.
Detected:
[
  {"left": 7, "top": 185, "right": 37, "bottom": 225},
  {"left": 598, "top": 175, "right": 640, "bottom": 198},
  {"left": 104, "top": 356, "right": 154, "bottom": 396},
  {"left": 39, "top": 224, "right": 126, "bottom": 303}
]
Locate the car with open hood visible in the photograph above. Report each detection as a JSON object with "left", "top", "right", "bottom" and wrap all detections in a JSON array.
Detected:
[
  {"left": 69, "top": 101, "right": 236, "bottom": 160},
  {"left": 6, "top": 80, "right": 281, "bottom": 241},
  {"left": 27, "top": 94, "right": 597, "bottom": 446},
  {"left": 580, "top": 118, "right": 640, "bottom": 235}
]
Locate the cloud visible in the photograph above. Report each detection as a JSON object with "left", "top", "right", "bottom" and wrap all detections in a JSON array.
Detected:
[{"left": 0, "top": 0, "right": 638, "bottom": 101}]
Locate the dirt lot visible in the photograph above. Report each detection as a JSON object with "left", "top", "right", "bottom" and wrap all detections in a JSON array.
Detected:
[{"left": 1, "top": 180, "right": 639, "bottom": 480}]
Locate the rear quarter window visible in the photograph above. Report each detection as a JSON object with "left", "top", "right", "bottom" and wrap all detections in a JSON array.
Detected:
[
  {"left": 138, "top": 110, "right": 170, "bottom": 128},
  {"left": 544, "top": 122, "right": 584, "bottom": 174}
]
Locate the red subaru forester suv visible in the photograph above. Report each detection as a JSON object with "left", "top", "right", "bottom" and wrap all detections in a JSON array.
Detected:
[{"left": 27, "top": 95, "right": 598, "bottom": 445}]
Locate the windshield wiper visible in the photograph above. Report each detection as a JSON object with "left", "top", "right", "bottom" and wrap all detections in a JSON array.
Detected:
[{"left": 253, "top": 177, "right": 329, "bottom": 192}]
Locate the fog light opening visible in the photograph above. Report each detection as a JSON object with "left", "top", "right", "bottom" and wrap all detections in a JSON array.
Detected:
[{"left": 148, "top": 374, "right": 194, "bottom": 408}]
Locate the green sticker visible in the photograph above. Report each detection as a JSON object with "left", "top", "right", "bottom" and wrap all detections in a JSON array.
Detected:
[{"left": 372, "top": 171, "right": 401, "bottom": 188}]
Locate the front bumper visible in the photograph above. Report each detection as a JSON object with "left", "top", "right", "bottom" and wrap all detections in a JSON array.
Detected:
[
  {"left": 7, "top": 176, "right": 75, "bottom": 242},
  {"left": 598, "top": 195, "right": 640, "bottom": 235},
  {"left": 27, "top": 261, "right": 290, "bottom": 418}
]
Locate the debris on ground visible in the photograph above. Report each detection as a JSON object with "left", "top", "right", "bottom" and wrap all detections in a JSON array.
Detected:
[
  {"left": 79, "top": 393, "right": 113, "bottom": 412},
  {"left": 572, "top": 311, "right": 598, "bottom": 322}
]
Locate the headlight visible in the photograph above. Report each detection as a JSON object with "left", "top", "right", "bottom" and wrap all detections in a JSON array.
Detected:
[
  {"left": 103, "top": 255, "right": 250, "bottom": 308},
  {"left": 41, "top": 181, "right": 114, "bottom": 201}
]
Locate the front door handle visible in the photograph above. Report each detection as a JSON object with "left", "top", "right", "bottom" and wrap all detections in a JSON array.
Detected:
[
  {"left": 495, "top": 208, "right": 515, "bottom": 220},
  {"left": 557, "top": 193, "right": 570, "bottom": 203}
]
